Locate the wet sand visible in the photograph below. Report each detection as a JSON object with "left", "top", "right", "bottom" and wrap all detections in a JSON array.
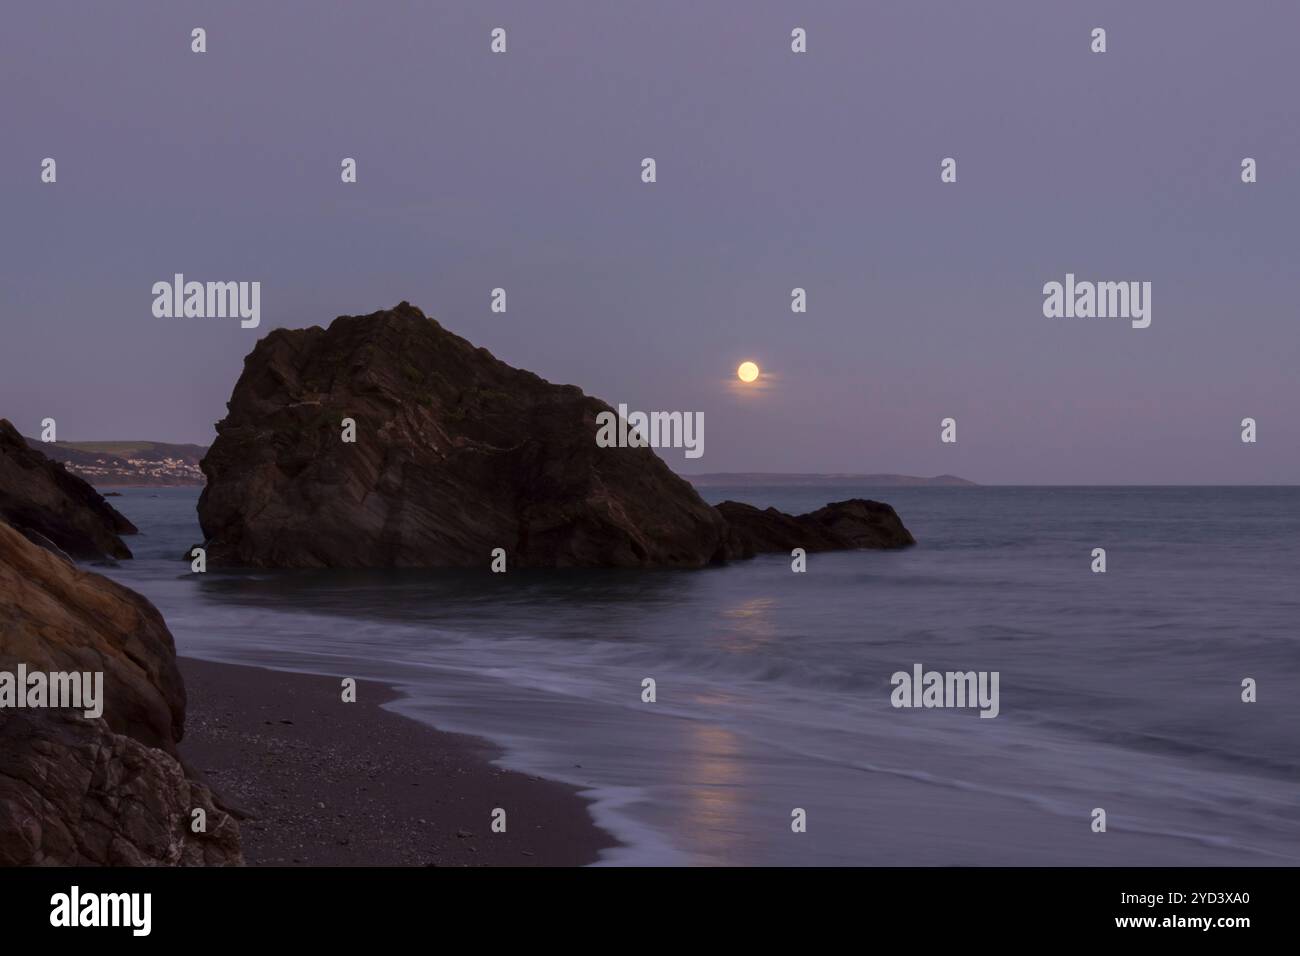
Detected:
[{"left": 178, "top": 657, "right": 618, "bottom": 866}]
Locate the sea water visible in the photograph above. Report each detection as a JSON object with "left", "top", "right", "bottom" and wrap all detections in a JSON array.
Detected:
[{"left": 101, "top": 485, "right": 1300, "bottom": 866}]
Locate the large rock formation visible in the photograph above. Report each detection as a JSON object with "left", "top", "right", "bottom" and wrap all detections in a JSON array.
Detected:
[
  {"left": 0, "top": 419, "right": 137, "bottom": 560},
  {"left": 0, "top": 521, "right": 242, "bottom": 865},
  {"left": 198, "top": 302, "right": 913, "bottom": 568}
]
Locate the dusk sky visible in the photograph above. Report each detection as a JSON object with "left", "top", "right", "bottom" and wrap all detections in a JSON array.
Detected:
[{"left": 2, "top": 0, "right": 1297, "bottom": 484}]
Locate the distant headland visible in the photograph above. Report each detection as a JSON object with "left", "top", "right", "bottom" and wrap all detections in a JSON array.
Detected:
[
  {"left": 683, "top": 473, "right": 978, "bottom": 488},
  {"left": 22, "top": 437, "right": 206, "bottom": 487}
]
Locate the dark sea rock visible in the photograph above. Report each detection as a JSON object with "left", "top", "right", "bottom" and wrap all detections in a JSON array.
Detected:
[
  {"left": 717, "top": 499, "right": 916, "bottom": 554},
  {"left": 0, "top": 521, "right": 242, "bottom": 865},
  {"left": 198, "top": 302, "right": 913, "bottom": 568},
  {"left": 0, "top": 419, "right": 137, "bottom": 560}
]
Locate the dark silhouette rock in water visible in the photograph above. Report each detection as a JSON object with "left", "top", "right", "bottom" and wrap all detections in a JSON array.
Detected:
[
  {"left": 0, "top": 419, "right": 136, "bottom": 561},
  {"left": 0, "top": 521, "right": 242, "bottom": 865},
  {"left": 198, "top": 303, "right": 732, "bottom": 567},
  {"left": 198, "top": 302, "right": 913, "bottom": 568},
  {"left": 716, "top": 499, "right": 915, "bottom": 554}
]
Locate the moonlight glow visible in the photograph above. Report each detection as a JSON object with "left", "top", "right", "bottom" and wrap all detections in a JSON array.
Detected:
[{"left": 737, "top": 361, "right": 760, "bottom": 383}]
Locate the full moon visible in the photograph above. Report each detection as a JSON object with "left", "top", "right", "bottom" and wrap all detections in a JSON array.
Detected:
[{"left": 737, "top": 361, "right": 760, "bottom": 383}]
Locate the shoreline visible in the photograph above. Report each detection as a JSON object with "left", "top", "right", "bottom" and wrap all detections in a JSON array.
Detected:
[
  {"left": 94, "top": 483, "right": 204, "bottom": 490},
  {"left": 178, "top": 657, "right": 619, "bottom": 866}
]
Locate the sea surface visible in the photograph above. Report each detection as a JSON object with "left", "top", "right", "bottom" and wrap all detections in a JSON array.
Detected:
[{"left": 101, "top": 485, "right": 1300, "bottom": 866}]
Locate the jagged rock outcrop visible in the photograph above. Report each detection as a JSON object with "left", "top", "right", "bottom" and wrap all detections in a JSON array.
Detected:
[
  {"left": 198, "top": 303, "right": 736, "bottom": 568},
  {"left": 198, "top": 302, "right": 913, "bottom": 568},
  {"left": 0, "top": 521, "right": 242, "bottom": 865},
  {"left": 717, "top": 499, "right": 915, "bottom": 554},
  {"left": 0, "top": 419, "right": 136, "bottom": 560}
]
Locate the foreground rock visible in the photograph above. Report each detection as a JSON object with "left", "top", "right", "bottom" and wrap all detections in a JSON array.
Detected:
[
  {"left": 717, "top": 499, "right": 915, "bottom": 555},
  {"left": 0, "top": 521, "right": 242, "bottom": 865},
  {"left": 198, "top": 302, "right": 913, "bottom": 568},
  {"left": 0, "top": 419, "right": 137, "bottom": 560}
]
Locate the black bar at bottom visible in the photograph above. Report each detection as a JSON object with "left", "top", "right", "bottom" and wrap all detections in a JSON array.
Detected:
[{"left": 0, "top": 866, "right": 1282, "bottom": 942}]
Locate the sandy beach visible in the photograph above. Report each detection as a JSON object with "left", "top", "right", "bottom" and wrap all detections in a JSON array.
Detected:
[{"left": 178, "top": 657, "right": 617, "bottom": 866}]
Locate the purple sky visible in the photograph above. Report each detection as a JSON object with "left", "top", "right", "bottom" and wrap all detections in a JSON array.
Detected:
[{"left": 2, "top": 1, "right": 1297, "bottom": 483}]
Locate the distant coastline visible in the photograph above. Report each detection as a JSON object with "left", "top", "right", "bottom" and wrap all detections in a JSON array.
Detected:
[
  {"left": 683, "top": 472, "right": 978, "bottom": 488},
  {"left": 23, "top": 436, "right": 206, "bottom": 487},
  {"left": 24, "top": 435, "right": 986, "bottom": 491}
]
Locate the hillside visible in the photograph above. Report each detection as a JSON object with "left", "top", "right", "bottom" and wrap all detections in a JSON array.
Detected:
[
  {"left": 24, "top": 437, "right": 206, "bottom": 486},
  {"left": 684, "top": 472, "right": 977, "bottom": 488}
]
